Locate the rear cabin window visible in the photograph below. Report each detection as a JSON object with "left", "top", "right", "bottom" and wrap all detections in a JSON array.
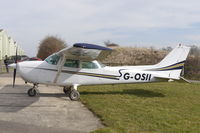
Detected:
[
  {"left": 45, "top": 54, "right": 60, "bottom": 65},
  {"left": 81, "top": 61, "right": 98, "bottom": 69},
  {"left": 64, "top": 59, "right": 79, "bottom": 68}
]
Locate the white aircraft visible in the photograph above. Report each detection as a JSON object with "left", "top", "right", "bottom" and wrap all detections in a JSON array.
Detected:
[{"left": 9, "top": 43, "right": 190, "bottom": 100}]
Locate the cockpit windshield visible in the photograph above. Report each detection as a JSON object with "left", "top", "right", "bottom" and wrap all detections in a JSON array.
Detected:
[
  {"left": 81, "top": 61, "right": 98, "bottom": 69},
  {"left": 45, "top": 54, "right": 106, "bottom": 68},
  {"left": 45, "top": 54, "right": 60, "bottom": 65}
]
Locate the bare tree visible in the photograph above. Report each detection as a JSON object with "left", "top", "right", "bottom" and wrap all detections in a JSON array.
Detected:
[
  {"left": 37, "top": 36, "right": 67, "bottom": 60},
  {"left": 104, "top": 40, "right": 119, "bottom": 47},
  {"left": 162, "top": 46, "right": 173, "bottom": 52}
]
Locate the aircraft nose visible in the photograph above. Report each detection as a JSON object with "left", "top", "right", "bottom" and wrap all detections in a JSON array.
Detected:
[{"left": 8, "top": 63, "right": 17, "bottom": 69}]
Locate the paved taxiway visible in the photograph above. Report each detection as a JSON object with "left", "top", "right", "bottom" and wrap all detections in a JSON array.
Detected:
[{"left": 0, "top": 73, "right": 103, "bottom": 133}]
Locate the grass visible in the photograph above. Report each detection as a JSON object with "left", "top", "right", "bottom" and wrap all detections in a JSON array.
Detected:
[{"left": 79, "top": 82, "right": 200, "bottom": 133}]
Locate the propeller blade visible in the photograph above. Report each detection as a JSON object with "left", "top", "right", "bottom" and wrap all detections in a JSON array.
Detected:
[
  {"left": 13, "top": 46, "right": 18, "bottom": 88},
  {"left": 13, "top": 68, "right": 16, "bottom": 87},
  {"left": 15, "top": 47, "right": 18, "bottom": 64}
]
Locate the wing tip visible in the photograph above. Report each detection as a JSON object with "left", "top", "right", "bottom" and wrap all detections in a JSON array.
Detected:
[{"left": 73, "top": 43, "right": 112, "bottom": 51}]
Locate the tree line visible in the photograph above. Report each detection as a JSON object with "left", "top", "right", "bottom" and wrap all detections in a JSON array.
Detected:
[{"left": 37, "top": 37, "right": 200, "bottom": 80}]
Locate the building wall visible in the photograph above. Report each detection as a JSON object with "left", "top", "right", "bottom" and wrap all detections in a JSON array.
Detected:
[
  {"left": 0, "top": 35, "right": 2, "bottom": 60},
  {"left": 0, "top": 29, "right": 25, "bottom": 60}
]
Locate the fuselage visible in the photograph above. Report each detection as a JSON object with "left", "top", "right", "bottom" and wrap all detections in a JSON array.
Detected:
[
  {"left": 13, "top": 44, "right": 191, "bottom": 87},
  {"left": 16, "top": 60, "right": 160, "bottom": 87}
]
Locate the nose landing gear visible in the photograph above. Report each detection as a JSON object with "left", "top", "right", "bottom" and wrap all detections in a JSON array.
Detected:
[{"left": 27, "top": 84, "right": 38, "bottom": 97}]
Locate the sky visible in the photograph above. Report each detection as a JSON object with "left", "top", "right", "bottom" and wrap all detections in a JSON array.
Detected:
[{"left": 1, "top": 0, "right": 200, "bottom": 57}]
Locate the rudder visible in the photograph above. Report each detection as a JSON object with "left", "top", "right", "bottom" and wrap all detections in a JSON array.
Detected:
[{"left": 153, "top": 44, "right": 190, "bottom": 79}]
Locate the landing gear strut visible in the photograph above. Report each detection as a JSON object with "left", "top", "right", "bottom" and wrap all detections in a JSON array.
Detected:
[
  {"left": 63, "top": 86, "right": 71, "bottom": 95},
  {"left": 27, "top": 84, "right": 38, "bottom": 97}
]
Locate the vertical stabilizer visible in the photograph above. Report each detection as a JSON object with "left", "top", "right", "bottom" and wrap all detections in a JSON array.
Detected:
[{"left": 153, "top": 44, "right": 190, "bottom": 79}]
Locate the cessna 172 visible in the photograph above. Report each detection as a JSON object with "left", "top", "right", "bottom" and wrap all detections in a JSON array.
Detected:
[{"left": 9, "top": 43, "right": 190, "bottom": 101}]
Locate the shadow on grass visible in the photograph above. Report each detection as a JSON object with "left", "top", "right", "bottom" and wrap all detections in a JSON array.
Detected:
[
  {"left": 125, "top": 89, "right": 165, "bottom": 97},
  {"left": 80, "top": 89, "right": 165, "bottom": 98}
]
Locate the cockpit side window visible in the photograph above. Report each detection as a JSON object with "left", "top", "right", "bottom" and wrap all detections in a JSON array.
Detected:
[
  {"left": 45, "top": 54, "right": 60, "bottom": 65},
  {"left": 81, "top": 61, "right": 98, "bottom": 69},
  {"left": 64, "top": 59, "right": 79, "bottom": 68}
]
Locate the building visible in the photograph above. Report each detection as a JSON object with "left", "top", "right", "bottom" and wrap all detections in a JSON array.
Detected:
[{"left": 0, "top": 29, "right": 25, "bottom": 60}]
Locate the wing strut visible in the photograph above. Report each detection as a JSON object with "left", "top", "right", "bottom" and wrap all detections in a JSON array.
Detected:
[{"left": 53, "top": 54, "right": 66, "bottom": 83}]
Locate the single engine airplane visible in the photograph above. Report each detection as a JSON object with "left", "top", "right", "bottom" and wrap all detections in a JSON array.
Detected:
[{"left": 9, "top": 43, "right": 190, "bottom": 100}]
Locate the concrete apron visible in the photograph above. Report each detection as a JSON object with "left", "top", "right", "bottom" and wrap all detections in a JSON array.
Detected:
[{"left": 0, "top": 74, "right": 103, "bottom": 133}]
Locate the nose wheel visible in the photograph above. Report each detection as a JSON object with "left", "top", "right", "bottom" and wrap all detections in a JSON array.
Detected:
[
  {"left": 27, "top": 84, "right": 38, "bottom": 97},
  {"left": 28, "top": 88, "right": 37, "bottom": 96}
]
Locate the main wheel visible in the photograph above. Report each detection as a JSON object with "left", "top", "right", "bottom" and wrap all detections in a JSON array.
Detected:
[
  {"left": 69, "top": 89, "right": 80, "bottom": 101},
  {"left": 27, "top": 88, "right": 37, "bottom": 97},
  {"left": 63, "top": 87, "right": 71, "bottom": 95}
]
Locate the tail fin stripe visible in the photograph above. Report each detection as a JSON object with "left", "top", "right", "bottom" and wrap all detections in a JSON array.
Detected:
[
  {"left": 147, "top": 60, "right": 185, "bottom": 71},
  {"left": 156, "top": 66, "right": 184, "bottom": 71},
  {"left": 161, "top": 61, "right": 185, "bottom": 68}
]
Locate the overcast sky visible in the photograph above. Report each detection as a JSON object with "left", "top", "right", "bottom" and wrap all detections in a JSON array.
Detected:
[{"left": 1, "top": 0, "right": 200, "bottom": 56}]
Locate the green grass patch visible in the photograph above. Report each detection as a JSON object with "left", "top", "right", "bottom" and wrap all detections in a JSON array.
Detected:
[{"left": 79, "top": 82, "right": 200, "bottom": 133}]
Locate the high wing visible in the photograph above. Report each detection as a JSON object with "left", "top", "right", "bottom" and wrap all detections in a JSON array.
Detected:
[
  {"left": 57, "top": 43, "right": 112, "bottom": 61},
  {"left": 53, "top": 43, "right": 112, "bottom": 83}
]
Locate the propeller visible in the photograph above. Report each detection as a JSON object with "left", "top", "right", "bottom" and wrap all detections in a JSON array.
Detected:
[{"left": 13, "top": 46, "right": 18, "bottom": 88}]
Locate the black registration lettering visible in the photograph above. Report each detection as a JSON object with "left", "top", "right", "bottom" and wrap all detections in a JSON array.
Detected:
[
  {"left": 124, "top": 73, "right": 130, "bottom": 80},
  {"left": 135, "top": 73, "right": 141, "bottom": 80},
  {"left": 146, "top": 74, "right": 149, "bottom": 80},
  {"left": 141, "top": 73, "right": 146, "bottom": 80},
  {"left": 135, "top": 73, "right": 152, "bottom": 81},
  {"left": 149, "top": 74, "right": 151, "bottom": 81},
  {"left": 123, "top": 73, "right": 152, "bottom": 81}
]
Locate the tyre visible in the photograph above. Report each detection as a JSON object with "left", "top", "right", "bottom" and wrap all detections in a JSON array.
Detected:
[
  {"left": 69, "top": 89, "right": 80, "bottom": 101},
  {"left": 27, "top": 88, "right": 37, "bottom": 97}
]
